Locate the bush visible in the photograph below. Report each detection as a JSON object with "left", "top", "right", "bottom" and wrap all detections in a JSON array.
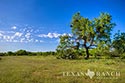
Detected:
[
  {"left": 27, "top": 52, "right": 37, "bottom": 56},
  {"left": 0, "top": 53, "right": 6, "bottom": 56},
  {"left": 7, "top": 51, "right": 15, "bottom": 56},
  {"left": 57, "top": 49, "right": 79, "bottom": 59},
  {"left": 15, "top": 50, "right": 28, "bottom": 55},
  {"left": 121, "top": 53, "right": 125, "bottom": 59},
  {"left": 109, "top": 51, "right": 120, "bottom": 57}
]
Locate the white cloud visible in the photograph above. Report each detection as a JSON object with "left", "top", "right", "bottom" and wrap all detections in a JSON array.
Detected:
[
  {"left": 40, "top": 40, "right": 44, "bottom": 43},
  {"left": 38, "top": 33, "right": 61, "bottom": 38},
  {"left": 0, "top": 31, "right": 30, "bottom": 43},
  {"left": 11, "top": 26, "right": 17, "bottom": 30},
  {"left": 7, "top": 32, "right": 23, "bottom": 40},
  {"left": 53, "top": 33, "right": 61, "bottom": 38},
  {"left": 13, "top": 40, "right": 18, "bottom": 42},
  {"left": 47, "top": 33, "right": 55, "bottom": 38},
  {"left": 22, "top": 28, "right": 27, "bottom": 32},
  {"left": 25, "top": 33, "right": 31, "bottom": 39},
  {"left": 14, "top": 32, "right": 23, "bottom": 37},
  {"left": 20, "top": 38, "right": 25, "bottom": 42},
  {"left": 0, "top": 25, "right": 39, "bottom": 43},
  {"left": 0, "top": 27, "right": 71, "bottom": 43},
  {"left": 62, "top": 33, "right": 67, "bottom": 36},
  {"left": 0, "top": 33, "right": 3, "bottom": 36},
  {"left": 68, "top": 34, "right": 72, "bottom": 37},
  {"left": 38, "top": 33, "right": 72, "bottom": 38},
  {"left": 3, "top": 35, "right": 11, "bottom": 40}
]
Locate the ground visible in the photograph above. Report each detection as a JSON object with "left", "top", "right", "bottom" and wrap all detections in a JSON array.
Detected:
[{"left": 0, "top": 56, "right": 125, "bottom": 83}]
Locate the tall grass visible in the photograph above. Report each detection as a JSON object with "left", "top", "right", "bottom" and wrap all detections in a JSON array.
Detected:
[{"left": 0, "top": 56, "right": 125, "bottom": 83}]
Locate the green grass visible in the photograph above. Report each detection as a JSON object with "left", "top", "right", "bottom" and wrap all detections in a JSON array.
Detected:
[{"left": 0, "top": 56, "right": 125, "bottom": 83}]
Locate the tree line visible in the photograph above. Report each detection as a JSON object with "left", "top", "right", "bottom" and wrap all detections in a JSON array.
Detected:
[{"left": 0, "top": 50, "right": 56, "bottom": 56}]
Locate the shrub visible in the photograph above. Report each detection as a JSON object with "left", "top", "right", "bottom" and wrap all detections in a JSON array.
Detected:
[
  {"left": 0, "top": 53, "right": 6, "bottom": 56},
  {"left": 7, "top": 51, "right": 15, "bottom": 56},
  {"left": 15, "top": 50, "right": 28, "bottom": 55},
  {"left": 121, "top": 53, "right": 125, "bottom": 59},
  {"left": 57, "top": 49, "right": 79, "bottom": 59}
]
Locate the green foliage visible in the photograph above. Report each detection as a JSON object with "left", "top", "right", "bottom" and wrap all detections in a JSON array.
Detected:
[
  {"left": 109, "top": 51, "right": 120, "bottom": 58},
  {"left": 56, "top": 35, "right": 78, "bottom": 59},
  {"left": 71, "top": 12, "right": 115, "bottom": 44},
  {"left": 57, "top": 49, "right": 79, "bottom": 59},
  {"left": 0, "top": 50, "right": 56, "bottom": 56},
  {"left": 89, "top": 43, "right": 111, "bottom": 59},
  {"left": 71, "top": 12, "right": 115, "bottom": 58},
  {"left": 93, "top": 13, "right": 116, "bottom": 43},
  {"left": 121, "top": 53, "right": 125, "bottom": 59},
  {"left": 0, "top": 53, "right": 6, "bottom": 56},
  {"left": 15, "top": 50, "right": 28, "bottom": 55},
  {"left": 57, "top": 12, "right": 115, "bottom": 59},
  {"left": 112, "top": 31, "right": 125, "bottom": 54},
  {"left": 7, "top": 51, "right": 15, "bottom": 56},
  {"left": 57, "top": 35, "right": 73, "bottom": 51}
]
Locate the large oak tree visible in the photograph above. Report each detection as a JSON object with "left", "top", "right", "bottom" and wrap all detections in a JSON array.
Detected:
[
  {"left": 70, "top": 12, "right": 115, "bottom": 59},
  {"left": 57, "top": 12, "right": 115, "bottom": 59}
]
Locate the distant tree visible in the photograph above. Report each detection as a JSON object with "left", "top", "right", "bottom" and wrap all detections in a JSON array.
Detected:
[
  {"left": 7, "top": 51, "right": 15, "bottom": 56},
  {"left": 0, "top": 53, "right": 6, "bottom": 56},
  {"left": 15, "top": 50, "right": 28, "bottom": 55},
  {"left": 112, "top": 31, "right": 125, "bottom": 54}
]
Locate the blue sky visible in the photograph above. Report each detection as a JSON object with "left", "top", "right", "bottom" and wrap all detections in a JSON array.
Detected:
[{"left": 0, "top": 0, "right": 125, "bottom": 52}]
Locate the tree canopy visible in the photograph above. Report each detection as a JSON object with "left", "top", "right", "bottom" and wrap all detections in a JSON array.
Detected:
[
  {"left": 57, "top": 12, "right": 116, "bottom": 59},
  {"left": 112, "top": 31, "right": 125, "bottom": 54}
]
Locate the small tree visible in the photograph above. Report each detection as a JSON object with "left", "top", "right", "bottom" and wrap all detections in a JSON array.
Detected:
[
  {"left": 112, "top": 31, "right": 125, "bottom": 54},
  {"left": 7, "top": 51, "right": 15, "bottom": 56},
  {"left": 15, "top": 50, "right": 28, "bottom": 55},
  {"left": 56, "top": 34, "right": 79, "bottom": 59}
]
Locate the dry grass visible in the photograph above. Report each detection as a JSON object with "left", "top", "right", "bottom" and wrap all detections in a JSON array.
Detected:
[{"left": 0, "top": 56, "right": 125, "bottom": 83}]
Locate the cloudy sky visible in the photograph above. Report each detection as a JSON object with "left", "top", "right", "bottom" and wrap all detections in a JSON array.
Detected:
[{"left": 0, "top": 0, "right": 125, "bottom": 52}]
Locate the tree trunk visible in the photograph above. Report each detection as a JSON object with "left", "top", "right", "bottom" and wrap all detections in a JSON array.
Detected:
[{"left": 85, "top": 47, "right": 89, "bottom": 59}]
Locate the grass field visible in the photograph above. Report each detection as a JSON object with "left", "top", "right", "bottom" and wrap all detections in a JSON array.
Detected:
[{"left": 0, "top": 56, "right": 125, "bottom": 83}]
